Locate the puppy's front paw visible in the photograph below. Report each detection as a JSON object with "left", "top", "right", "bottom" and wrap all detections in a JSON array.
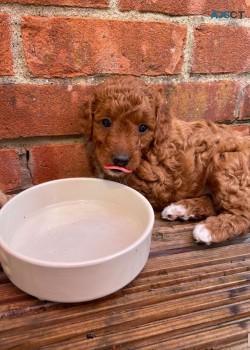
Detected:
[
  {"left": 193, "top": 223, "right": 212, "bottom": 245},
  {"left": 161, "top": 203, "right": 192, "bottom": 221}
]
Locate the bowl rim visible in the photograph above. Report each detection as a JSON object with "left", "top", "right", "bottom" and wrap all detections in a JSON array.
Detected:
[{"left": 0, "top": 178, "right": 154, "bottom": 268}]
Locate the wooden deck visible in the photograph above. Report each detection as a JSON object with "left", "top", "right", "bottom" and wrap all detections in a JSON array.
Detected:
[{"left": 0, "top": 214, "right": 250, "bottom": 349}]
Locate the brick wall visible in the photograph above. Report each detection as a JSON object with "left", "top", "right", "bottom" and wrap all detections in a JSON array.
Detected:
[{"left": 0, "top": 0, "right": 249, "bottom": 193}]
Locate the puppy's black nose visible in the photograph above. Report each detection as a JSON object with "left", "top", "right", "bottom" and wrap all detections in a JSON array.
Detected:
[{"left": 112, "top": 155, "right": 130, "bottom": 167}]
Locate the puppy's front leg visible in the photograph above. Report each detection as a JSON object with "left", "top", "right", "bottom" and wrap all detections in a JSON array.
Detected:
[{"left": 161, "top": 195, "right": 216, "bottom": 222}]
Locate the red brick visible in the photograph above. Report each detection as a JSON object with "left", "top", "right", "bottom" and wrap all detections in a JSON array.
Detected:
[
  {"left": 0, "top": 14, "right": 14, "bottom": 76},
  {"left": 0, "top": 149, "right": 21, "bottom": 192},
  {"left": 192, "top": 25, "right": 250, "bottom": 74},
  {"left": 29, "top": 143, "right": 93, "bottom": 184},
  {"left": 163, "top": 81, "right": 240, "bottom": 122},
  {"left": 240, "top": 85, "right": 250, "bottom": 120},
  {"left": 0, "top": 84, "right": 91, "bottom": 139},
  {"left": 0, "top": 0, "right": 108, "bottom": 8},
  {"left": 119, "top": 0, "right": 250, "bottom": 17},
  {"left": 21, "top": 16, "right": 187, "bottom": 77}
]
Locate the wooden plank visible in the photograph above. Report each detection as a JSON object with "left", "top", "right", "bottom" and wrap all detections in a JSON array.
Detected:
[
  {"left": 0, "top": 300, "right": 57, "bottom": 319},
  {"left": 0, "top": 217, "right": 249, "bottom": 349},
  {"left": 2, "top": 270, "right": 248, "bottom": 328},
  {"left": 152, "top": 218, "right": 250, "bottom": 251},
  {"left": 1, "top": 282, "right": 249, "bottom": 333},
  {"left": 150, "top": 230, "right": 250, "bottom": 252},
  {"left": 0, "top": 282, "right": 31, "bottom": 303},
  {"left": 217, "top": 340, "right": 249, "bottom": 350},
  {"left": 1, "top": 274, "right": 249, "bottom": 348},
  {"left": 125, "top": 260, "right": 250, "bottom": 293},
  {"left": 131, "top": 320, "right": 250, "bottom": 350},
  {"left": 1, "top": 259, "right": 249, "bottom": 315},
  {"left": 21, "top": 303, "right": 250, "bottom": 350},
  {"left": 145, "top": 243, "right": 250, "bottom": 275}
]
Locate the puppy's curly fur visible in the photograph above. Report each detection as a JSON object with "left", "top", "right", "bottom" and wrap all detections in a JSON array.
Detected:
[{"left": 86, "top": 76, "right": 249, "bottom": 243}]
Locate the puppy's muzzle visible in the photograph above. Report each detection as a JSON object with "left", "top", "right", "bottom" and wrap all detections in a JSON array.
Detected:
[{"left": 103, "top": 154, "right": 132, "bottom": 174}]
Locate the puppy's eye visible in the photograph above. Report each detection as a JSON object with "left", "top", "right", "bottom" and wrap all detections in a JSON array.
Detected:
[
  {"left": 138, "top": 124, "right": 148, "bottom": 133},
  {"left": 101, "top": 118, "right": 112, "bottom": 128}
]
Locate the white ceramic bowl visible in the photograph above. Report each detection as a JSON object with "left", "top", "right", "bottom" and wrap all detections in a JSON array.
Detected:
[{"left": 0, "top": 178, "right": 154, "bottom": 302}]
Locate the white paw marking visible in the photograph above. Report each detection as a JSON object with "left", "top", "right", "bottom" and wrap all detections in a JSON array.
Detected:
[
  {"left": 161, "top": 204, "right": 190, "bottom": 221},
  {"left": 193, "top": 223, "right": 212, "bottom": 245}
]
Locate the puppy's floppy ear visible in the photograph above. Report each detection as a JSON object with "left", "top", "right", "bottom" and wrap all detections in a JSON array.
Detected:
[
  {"left": 154, "top": 90, "right": 171, "bottom": 145},
  {"left": 81, "top": 98, "right": 94, "bottom": 141}
]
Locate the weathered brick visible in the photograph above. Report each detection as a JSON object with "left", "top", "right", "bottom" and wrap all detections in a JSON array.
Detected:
[
  {"left": 0, "top": 0, "right": 108, "bottom": 8},
  {"left": 0, "top": 84, "right": 91, "bottom": 139},
  {"left": 0, "top": 149, "right": 21, "bottom": 192},
  {"left": 29, "top": 143, "right": 93, "bottom": 184},
  {"left": 0, "top": 14, "right": 14, "bottom": 76},
  {"left": 163, "top": 81, "right": 240, "bottom": 122},
  {"left": 21, "top": 16, "right": 187, "bottom": 77},
  {"left": 240, "top": 85, "right": 250, "bottom": 120},
  {"left": 119, "top": 0, "right": 250, "bottom": 17},
  {"left": 192, "top": 25, "right": 250, "bottom": 74}
]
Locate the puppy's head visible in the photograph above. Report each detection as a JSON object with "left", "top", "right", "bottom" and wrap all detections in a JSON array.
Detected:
[{"left": 82, "top": 76, "right": 169, "bottom": 177}]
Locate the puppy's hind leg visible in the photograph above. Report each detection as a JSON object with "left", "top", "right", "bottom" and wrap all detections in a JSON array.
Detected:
[
  {"left": 193, "top": 151, "right": 250, "bottom": 244},
  {"left": 193, "top": 214, "right": 249, "bottom": 245},
  {"left": 162, "top": 195, "right": 216, "bottom": 221}
]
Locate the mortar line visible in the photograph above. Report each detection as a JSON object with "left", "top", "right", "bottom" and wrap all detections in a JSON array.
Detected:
[
  {"left": 9, "top": 12, "right": 31, "bottom": 81},
  {"left": 233, "top": 82, "right": 247, "bottom": 121},
  {"left": 181, "top": 23, "right": 196, "bottom": 81},
  {"left": 0, "top": 135, "right": 84, "bottom": 150},
  {"left": 109, "top": 0, "right": 119, "bottom": 12},
  {"left": 0, "top": 73, "right": 249, "bottom": 86},
  {"left": 0, "top": 4, "right": 250, "bottom": 27}
]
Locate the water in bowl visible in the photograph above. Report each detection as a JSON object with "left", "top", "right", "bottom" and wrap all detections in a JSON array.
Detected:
[{"left": 8, "top": 200, "right": 143, "bottom": 263}]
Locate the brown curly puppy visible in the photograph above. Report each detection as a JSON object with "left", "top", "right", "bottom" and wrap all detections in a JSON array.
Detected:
[{"left": 86, "top": 76, "right": 249, "bottom": 244}]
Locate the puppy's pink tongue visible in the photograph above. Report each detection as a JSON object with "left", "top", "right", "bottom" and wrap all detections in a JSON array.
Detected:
[{"left": 104, "top": 165, "right": 132, "bottom": 173}]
